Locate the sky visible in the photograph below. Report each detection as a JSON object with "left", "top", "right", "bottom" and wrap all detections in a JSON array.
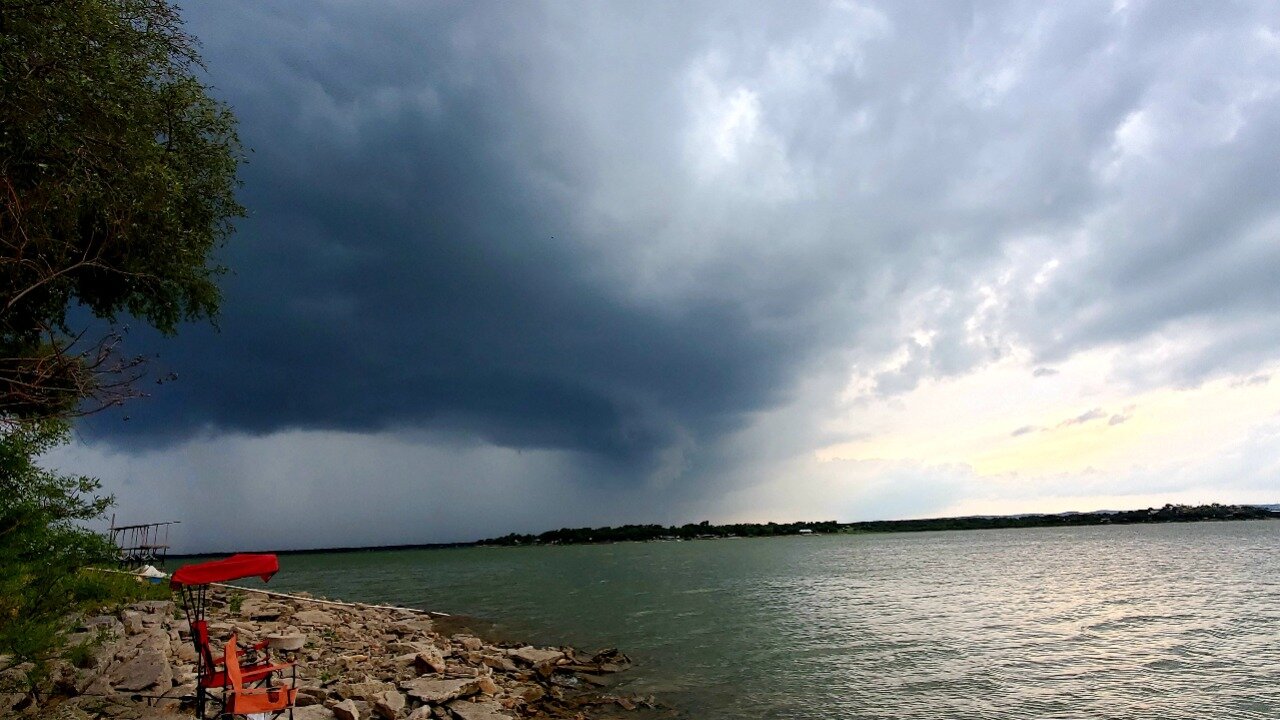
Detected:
[{"left": 49, "top": 0, "right": 1280, "bottom": 552}]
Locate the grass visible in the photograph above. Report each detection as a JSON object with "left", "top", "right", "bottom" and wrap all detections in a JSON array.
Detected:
[
  {"left": 71, "top": 569, "right": 172, "bottom": 613},
  {"left": 0, "top": 569, "right": 174, "bottom": 697},
  {"left": 65, "top": 640, "right": 95, "bottom": 669}
]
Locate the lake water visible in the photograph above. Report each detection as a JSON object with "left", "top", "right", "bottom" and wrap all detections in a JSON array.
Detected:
[{"left": 241, "top": 522, "right": 1280, "bottom": 719}]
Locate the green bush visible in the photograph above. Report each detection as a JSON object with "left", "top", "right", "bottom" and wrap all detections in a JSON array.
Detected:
[
  {"left": 0, "top": 420, "right": 116, "bottom": 695},
  {"left": 65, "top": 642, "right": 94, "bottom": 670},
  {"left": 68, "top": 571, "right": 171, "bottom": 610}
]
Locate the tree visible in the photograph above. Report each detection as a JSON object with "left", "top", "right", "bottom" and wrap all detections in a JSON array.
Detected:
[
  {"left": 0, "top": 0, "right": 242, "bottom": 701},
  {"left": 0, "top": 419, "right": 114, "bottom": 681},
  {"left": 0, "top": 0, "right": 244, "bottom": 421}
]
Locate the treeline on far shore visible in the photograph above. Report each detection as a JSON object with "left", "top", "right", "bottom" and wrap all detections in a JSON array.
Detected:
[{"left": 479, "top": 503, "right": 1279, "bottom": 547}]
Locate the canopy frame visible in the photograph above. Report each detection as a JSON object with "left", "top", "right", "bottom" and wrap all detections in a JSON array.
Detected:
[{"left": 171, "top": 554, "right": 279, "bottom": 719}]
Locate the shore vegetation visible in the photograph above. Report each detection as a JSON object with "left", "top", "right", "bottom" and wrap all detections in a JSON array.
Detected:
[
  {"left": 480, "top": 503, "right": 1279, "bottom": 547},
  {"left": 0, "top": 0, "right": 242, "bottom": 703}
]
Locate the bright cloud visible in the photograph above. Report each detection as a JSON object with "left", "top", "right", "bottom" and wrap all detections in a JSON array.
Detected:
[{"left": 45, "top": 1, "right": 1280, "bottom": 547}]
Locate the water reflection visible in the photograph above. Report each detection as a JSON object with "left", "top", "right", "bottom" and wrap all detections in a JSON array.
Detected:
[{"left": 250, "top": 522, "right": 1280, "bottom": 719}]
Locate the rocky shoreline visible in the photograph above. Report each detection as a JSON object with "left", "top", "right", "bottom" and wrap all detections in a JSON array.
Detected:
[{"left": 11, "top": 584, "right": 672, "bottom": 720}]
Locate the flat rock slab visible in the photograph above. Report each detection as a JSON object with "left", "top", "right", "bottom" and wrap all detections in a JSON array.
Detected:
[
  {"left": 386, "top": 642, "right": 426, "bottom": 655},
  {"left": 400, "top": 677, "right": 478, "bottom": 704},
  {"left": 294, "top": 610, "right": 340, "bottom": 626},
  {"left": 371, "top": 690, "right": 405, "bottom": 719},
  {"left": 332, "top": 699, "right": 360, "bottom": 720},
  {"left": 390, "top": 619, "right": 434, "bottom": 636},
  {"left": 577, "top": 673, "right": 611, "bottom": 687},
  {"left": 412, "top": 650, "right": 447, "bottom": 674},
  {"left": 121, "top": 612, "right": 145, "bottom": 635},
  {"left": 509, "top": 647, "right": 563, "bottom": 665},
  {"left": 134, "top": 600, "right": 174, "bottom": 615},
  {"left": 110, "top": 648, "right": 172, "bottom": 691},
  {"left": 334, "top": 680, "right": 396, "bottom": 701},
  {"left": 294, "top": 706, "right": 339, "bottom": 720},
  {"left": 296, "top": 686, "right": 328, "bottom": 707},
  {"left": 447, "top": 700, "right": 516, "bottom": 720}
]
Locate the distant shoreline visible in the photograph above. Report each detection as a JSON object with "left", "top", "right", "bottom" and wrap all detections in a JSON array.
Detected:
[{"left": 169, "top": 502, "right": 1278, "bottom": 558}]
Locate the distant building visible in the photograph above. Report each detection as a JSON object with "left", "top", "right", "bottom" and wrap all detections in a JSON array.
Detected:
[{"left": 798, "top": 529, "right": 814, "bottom": 535}]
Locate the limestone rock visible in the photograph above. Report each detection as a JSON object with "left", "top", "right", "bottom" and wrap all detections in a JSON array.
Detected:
[
  {"left": 400, "top": 677, "right": 479, "bottom": 704},
  {"left": 135, "top": 600, "right": 173, "bottom": 615},
  {"left": 79, "top": 673, "right": 114, "bottom": 698},
  {"left": 297, "top": 686, "right": 329, "bottom": 707},
  {"left": 391, "top": 652, "right": 419, "bottom": 668},
  {"left": 39, "top": 700, "right": 96, "bottom": 720},
  {"left": 110, "top": 648, "right": 172, "bottom": 691},
  {"left": 412, "top": 650, "right": 447, "bottom": 674},
  {"left": 82, "top": 615, "right": 124, "bottom": 639},
  {"left": 390, "top": 619, "right": 434, "bottom": 636},
  {"left": 295, "top": 706, "right": 340, "bottom": 720},
  {"left": 156, "top": 682, "right": 194, "bottom": 710},
  {"left": 175, "top": 642, "right": 198, "bottom": 663},
  {"left": 508, "top": 647, "right": 563, "bottom": 666},
  {"left": 120, "top": 612, "right": 145, "bottom": 636},
  {"left": 25, "top": 581, "right": 631, "bottom": 720},
  {"left": 577, "top": 673, "right": 610, "bottom": 687},
  {"left": 518, "top": 685, "right": 545, "bottom": 703},
  {"left": 334, "top": 679, "right": 395, "bottom": 701},
  {"left": 132, "top": 627, "right": 169, "bottom": 655},
  {"left": 332, "top": 698, "right": 361, "bottom": 720},
  {"left": 479, "top": 655, "right": 516, "bottom": 673},
  {"left": 447, "top": 700, "right": 516, "bottom": 720},
  {"left": 295, "top": 610, "right": 340, "bottom": 626},
  {"left": 386, "top": 642, "right": 423, "bottom": 655},
  {"left": 371, "top": 690, "right": 406, "bottom": 719}
]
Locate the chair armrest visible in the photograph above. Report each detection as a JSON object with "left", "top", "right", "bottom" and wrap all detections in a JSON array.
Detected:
[
  {"left": 241, "top": 661, "right": 296, "bottom": 683},
  {"left": 212, "top": 639, "right": 274, "bottom": 666}
]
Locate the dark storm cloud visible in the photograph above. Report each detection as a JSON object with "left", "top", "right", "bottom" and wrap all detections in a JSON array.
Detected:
[
  {"left": 81, "top": 1, "right": 1280, "bottom": 479},
  {"left": 90, "top": 2, "right": 798, "bottom": 465}
]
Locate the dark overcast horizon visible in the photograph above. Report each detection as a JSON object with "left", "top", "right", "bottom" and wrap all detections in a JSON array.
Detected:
[{"left": 51, "top": 0, "right": 1280, "bottom": 553}]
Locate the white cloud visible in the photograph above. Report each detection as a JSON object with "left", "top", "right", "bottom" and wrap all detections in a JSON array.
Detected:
[{"left": 54, "top": 1, "right": 1280, "bottom": 544}]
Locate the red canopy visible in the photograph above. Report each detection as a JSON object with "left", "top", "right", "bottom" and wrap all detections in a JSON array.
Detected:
[{"left": 170, "top": 553, "right": 279, "bottom": 588}]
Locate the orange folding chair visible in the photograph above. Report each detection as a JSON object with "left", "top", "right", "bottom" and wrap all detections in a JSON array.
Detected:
[
  {"left": 172, "top": 554, "right": 290, "bottom": 718},
  {"left": 223, "top": 634, "right": 297, "bottom": 719},
  {"left": 194, "top": 620, "right": 294, "bottom": 712}
]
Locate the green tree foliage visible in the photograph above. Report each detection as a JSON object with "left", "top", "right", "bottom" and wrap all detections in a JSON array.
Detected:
[
  {"left": 480, "top": 505, "right": 1279, "bottom": 547},
  {"left": 0, "top": 0, "right": 243, "bottom": 419},
  {"left": 0, "top": 0, "right": 243, "bottom": 700},
  {"left": 0, "top": 418, "right": 114, "bottom": 689}
]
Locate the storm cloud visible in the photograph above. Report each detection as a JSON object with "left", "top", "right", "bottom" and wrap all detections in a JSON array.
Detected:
[{"left": 60, "top": 1, "right": 1280, "bottom": 547}]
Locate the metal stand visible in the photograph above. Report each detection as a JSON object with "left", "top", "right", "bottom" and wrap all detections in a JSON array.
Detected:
[{"left": 108, "top": 516, "right": 180, "bottom": 569}]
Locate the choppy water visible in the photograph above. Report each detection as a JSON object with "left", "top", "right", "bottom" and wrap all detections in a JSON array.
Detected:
[{"left": 241, "top": 521, "right": 1280, "bottom": 719}]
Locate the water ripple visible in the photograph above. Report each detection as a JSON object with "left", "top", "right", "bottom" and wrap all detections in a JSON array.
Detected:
[{"left": 256, "top": 521, "right": 1280, "bottom": 719}]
